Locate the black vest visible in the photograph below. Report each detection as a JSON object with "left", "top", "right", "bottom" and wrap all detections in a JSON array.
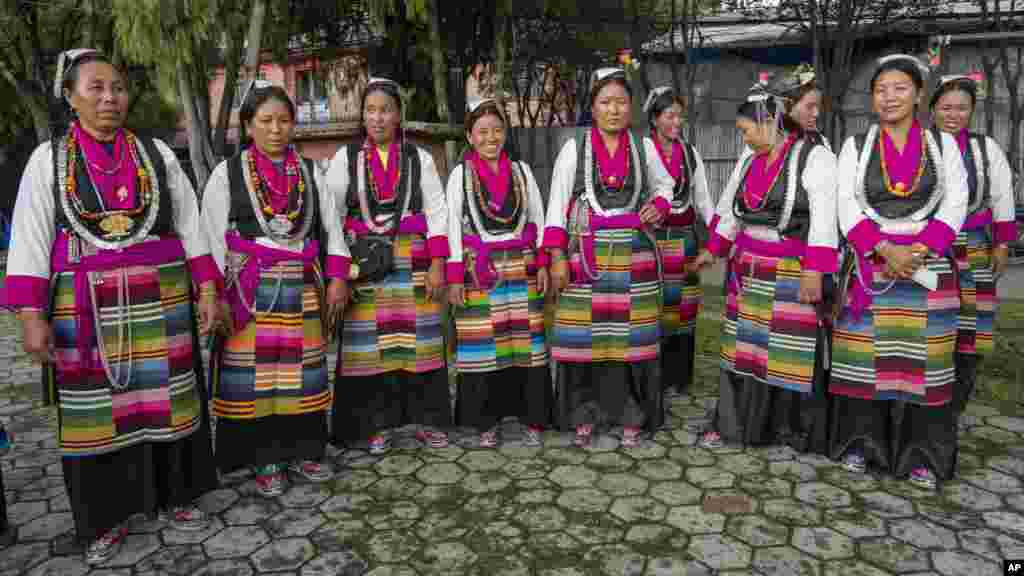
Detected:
[
  {"left": 668, "top": 140, "right": 697, "bottom": 208},
  {"left": 573, "top": 130, "right": 647, "bottom": 210},
  {"left": 854, "top": 128, "right": 941, "bottom": 220},
  {"left": 345, "top": 142, "right": 423, "bottom": 223},
  {"left": 461, "top": 161, "right": 526, "bottom": 237},
  {"left": 963, "top": 132, "right": 990, "bottom": 215},
  {"left": 52, "top": 135, "right": 173, "bottom": 241},
  {"left": 225, "top": 151, "right": 321, "bottom": 242},
  {"left": 732, "top": 141, "right": 815, "bottom": 242}
]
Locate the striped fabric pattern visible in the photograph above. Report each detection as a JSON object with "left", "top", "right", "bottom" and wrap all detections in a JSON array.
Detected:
[
  {"left": 718, "top": 252, "right": 817, "bottom": 393},
  {"left": 50, "top": 258, "right": 202, "bottom": 456},
  {"left": 454, "top": 247, "right": 547, "bottom": 373},
  {"left": 211, "top": 259, "right": 331, "bottom": 419},
  {"left": 831, "top": 255, "right": 958, "bottom": 405},
  {"left": 340, "top": 233, "right": 444, "bottom": 376},
  {"left": 656, "top": 224, "right": 701, "bottom": 337},
  {"left": 954, "top": 228, "right": 996, "bottom": 356},
  {"left": 552, "top": 229, "right": 661, "bottom": 363}
]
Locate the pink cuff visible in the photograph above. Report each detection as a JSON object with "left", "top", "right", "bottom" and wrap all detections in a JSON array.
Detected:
[
  {"left": 188, "top": 255, "right": 223, "bottom": 293},
  {"left": 535, "top": 250, "right": 550, "bottom": 268},
  {"left": 917, "top": 220, "right": 957, "bottom": 254},
  {"left": 993, "top": 221, "right": 1017, "bottom": 245},
  {"left": 802, "top": 246, "right": 839, "bottom": 273},
  {"left": 325, "top": 255, "right": 352, "bottom": 280},
  {"left": 706, "top": 231, "right": 733, "bottom": 258},
  {"left": 427, "top": 236, "right": 450, "bottom": 259},
  {"left": 0, "top": 275, "right": 50, "bottom": 311},
  {"left": 542, "top": 227, "right": 569, "bottom": 251},
  {"left": 446, "top": 262, "right": 466, "bottom": 284},
  {"left": 846, "top": 219, "right": 883, "bottom": 255},
  {"left": 653, "top": 197, "right": 671, "bottom": 217}
]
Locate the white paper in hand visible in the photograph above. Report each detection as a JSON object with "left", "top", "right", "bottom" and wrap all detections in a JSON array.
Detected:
[{"left": 912, "top": 267, "right": 938, "bottom": 291}]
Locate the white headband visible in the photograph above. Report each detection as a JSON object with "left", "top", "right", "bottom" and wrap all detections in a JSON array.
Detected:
[
  {"left": 466, "top": 96, "right": 496, "bottom": 114},
  {"left": 239, "top": 79, "right": 274, "bottom": 109},
  {"left": 876, "top": 54, "right": 930, "bottom": 79},
  {"left": 55, "top": 48, "right": 101, "bottom": 99},
  {"left": 643, "top": 86, "right": 673, "bottom": 114}
]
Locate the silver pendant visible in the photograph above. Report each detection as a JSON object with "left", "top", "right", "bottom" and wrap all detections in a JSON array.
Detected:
[{"left": 268, "top": 215, "right": 292, "bottom": 236}]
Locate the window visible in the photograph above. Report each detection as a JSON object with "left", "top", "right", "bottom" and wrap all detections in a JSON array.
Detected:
[{"left": 296, "top": 70, "right": 326, "bottom": 104}]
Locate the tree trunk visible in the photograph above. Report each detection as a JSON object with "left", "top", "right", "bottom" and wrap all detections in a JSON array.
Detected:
[
  {"left": 214, "top": 30, "right": 243, "bottom": 158},
  {"left": 239, "top": 0, "right": 267, "bottom": 146},
  {"left": 426, "top": 0, "right": 450, "bottom": 124},
  {"left": 28, "top": 100, "right": 50, "bottom": 144},
  {"left": 495, "top": 5, "right": 509, "bottom": 99},
  {"left": 179, "top": 70, "right": 211, "bottom": 192}
]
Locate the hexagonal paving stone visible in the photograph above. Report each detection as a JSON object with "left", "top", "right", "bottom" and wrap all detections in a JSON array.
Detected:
[
  {"left": 463, "top": 471, "right": 512, "bottom": 494},
  {"left": 795, "top": 482, "right": 852, "bottom": 508},
  {"left": 516, "top": 488, "right": 558, "bottom": 505},
  {"left": 223, "top": 496, "right": 281, "bottom": 525},
  {"left": 364, "top": 529, "right": 422, "bottom": 564},
  {"left": 983, "top": 510, "right": 1024, "bottom": 537},
  {"left": 943, "top": 481, "right": 1003, "bottom": 511},
  {"left": 763, "top": 499, "right": 822, "bottom": 526},
  {"left": 320, "top": 494, "right": 375, "bottom": 520},
  {"left": 196, "top": 488, "right": 241, "bottom": 515},
  {"left": 969, "top": 426, "right": 1019, "bottom": 444},
  {"left": 278, "top": 483, "right": 332, "bottom": 508},
  {"left": 685, "top": 467, "right": 735, "bottom": 489},
  {"left": 985, "top": 416, "right": 1024, "bottom": 433},
  {"left": 300, "top": 549, "right": 367, "bottom": 576},
  {"left": 644, "top": 556, "right": 711, "bottom": 576},
  {"left": 958, "top": 528, "right": 1024, "bottom": 560},
  {"left": 791, "top": 527, "right": 855, "bottom": 560},
  {"left": 6, "top": 500, "right": 47, "bottom": 526},
  {"left": 752, "top": 546, "right": 821, "bottom": 575},
  {"left": 415, "top": 512, "right": 470, "bottom": 541},
  {"left": 0, "top": 541, "right": 49, "bottom": 576},
  {"left": 414, "top": 541, "right": 479, "bottom": 573},
  {"left": 931, "top": 551, "right": 1002, "bottom": 576},
  {"left": 333, "top": 469, "right": 379, "bottom": 491},
  {"left": 636, "top": 459, "right": 683, "bottom": 481},
  {"left": 610, "top": 496, "right": 669, "bottom": 523},
  {"left": 597, "top": 473, "right": 649, "bottom": 496},
  {"left": 857, "top": 491, "right": 916, "bottom": 518},
  {"left": 738, "top": 475, "right": 793, "bottom": 499},
  {"left": 193, "top": 558, "right": 255, "bottom": 576},
  {"left": 650, "top": 481, "right": 703, "bottom": 506},
  {"left": 565, "top": 519, "right": 626, "bottom": 545},
  {"left": 25, "top": 557, "right": 90, "bottom": 576},
  {"left": 988, "top": 454, "right": 1024, "bottom": 477},
  {"left": 518, "top": 505, "right": 567, "bottom": 532},
  {"left": 375, "top": 454, "right": 424, "bottom": 476},
  {"left": 502, "top": 458, "right": 550, "bottom": 479},
  {"left": 366, "top": 500, "right": 422, "bottom": 530},
  {"left": 822, "top": 508, "right": 889, "bottom": 539},
  {"left": 727, "top": 515, "right": 790, "bottom": 547},
  {"left": 626, "top": 441, "right": 668, "bottom": 460},
  {"left": 625, "top": 523, "right": 674, "bottom": 545},
  {"left": 889, "top": 518, "right": 958, "bottom": 550},
  {"left": 557, "top": 488, "right": 612, "bottom": 514},
  {"left": 548, "top": 465, "right": 598, "bottom": 489},
  {"left": 668, "top": 447, "right": 716, "bottom": 467},
  {"left": 369, "top": 476, "right": 426, "bottom": 500},
  {"left": 250, "top": 537, "right": 316, "bottom": 572},
  {"left": 687, "top": 534, "right": 752, "bottom": 571},
  {"left": 587, "top": 452, "right": 635, "bottom": 472},
  {"left": 769, "top": 461, "right": 818, "bottom": 482},
  {"left": 266, "top": 509, "right": 327, "bottom": 538},
  {"left": 469, "top": 520, "right": 527, "bottom": 557},
  {"left": 459, "top": 450, "right": 508, "bottom": 472},
  {"left": 858, "top": 537, "right": 931, "bottom": 573},
  {"left": 581, "top": 544, "right": 645, "bottom": 576},
  {"left": 960, "top": 467, "right": 1023, "bottom": 495},
  {"left": 529, "top": 531, "right": 584, "bottom": 561},
  {"left": 541, "top": 448, "right": 588, "bottom": 465},
  {"left": 162, "top": 516, "right": 226, "bottom": 546},
  {"left": 665, "top": 505, "right": 727, "bottom": 535},
  {"left": 134, "top": 545, "right": 207, "bottom": 575},
  {"left": 718, "top": 453, "right": 766, "bottom": 476},
  {"left": 363, "top": 567, "right": 417, "bottom": 576},
  {"left": 203, "top": 526, "right": 271, "bottom": 559},
  {"left": 822, "top": 560, "right": 891, "bottom": 576},
  {"left": 97, "top": 533, "right": 162, "bottom": 568},
  {"left": 18, "top": 512, "right": 74, "bottom": 541}
]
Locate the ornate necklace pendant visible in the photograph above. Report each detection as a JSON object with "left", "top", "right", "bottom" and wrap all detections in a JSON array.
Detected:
[
  {"left": 115, "top": 185, "right": 129, "bottom": 203},
  {"left": 268, "top": 215, "right": 293, "bottom": 236},
  {"left": 98, "top": 213, "right": 134, "bottom": 239}
]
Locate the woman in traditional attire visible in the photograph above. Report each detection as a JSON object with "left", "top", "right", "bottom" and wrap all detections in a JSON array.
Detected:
[
  {"left": 446, "top": 97, "right": 552, "bottom": 448},
  {"left": 544, "top": 67, "right": 673, "bottom": 448},
  {"left": 327, "top": 77, "right": 451, "bottom": 454},
  {"left": 2, "top": 49, "right": 218, "bottom": 564},
  {"left": 780, "top": 65, "right": 830, "bottom": 151},
  {"left": 829, "top": 55, "right": 968, "bottom": 490},
  {"left": 642, "top": 87, "right": 713, "bottom": 397},
  {"left": 692, "top": 79, "right": 838, "bottom": 452},
  {"left": 929, "top": 74, "right": 1015, "bottom": 411},
  {"left": 203, "top": 83, "right": 341, "bottom": 497}
]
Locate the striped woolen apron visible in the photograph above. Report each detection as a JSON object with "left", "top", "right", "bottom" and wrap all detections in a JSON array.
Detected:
[
  {"left": 340, "top": 232, "right": 444, "bottom": 376},
  {"left": 656, "top": 212, "right": 701, "bottom": 338},
  {"left": 211, "top": 250, "right": 331, "bottom": 420},
  {"left": 953, "top": 224, "right": 996, "bottom": 357},
  {"left": 831, "top": 253, "right": 959, "bottom": 405},
  {"left": 552, "top": 226, "right": 661, "bottom": 363},
  {"left": 49, "top": 236, "right": 202, "bottom": 456},
  {"left": 718, "top": 234, "right": 818, "bottom": 394}
]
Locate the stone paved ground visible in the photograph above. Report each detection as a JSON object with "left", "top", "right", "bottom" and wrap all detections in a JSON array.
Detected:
[{"left": 0, "top": 314, "right": 1023, "bottom": 575}]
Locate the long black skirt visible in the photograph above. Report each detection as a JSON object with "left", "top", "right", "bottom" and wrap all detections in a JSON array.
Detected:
[
  {"left": 214, "top": 413, "right": 327, "bottom": 473},
  {"left": 330, "top": 368, "right": 452, "bottom": 445},
  {"left": 953, "top": 352, "right": 979, "bottom": 413},
  {"left": 554, "top": 360, "right": 664, "bottom": 433},
  {"left": 828, "top": 396, "right": 958, "bottom": 481},
  {"left": 455, "top": 366, "right": 552, "bottom": 432},
  {"left": 662, "top": 334, "right": 696, "bottom": 395},
  {"left": 711, "top": 323, "right": 831, "bottom": 454}
]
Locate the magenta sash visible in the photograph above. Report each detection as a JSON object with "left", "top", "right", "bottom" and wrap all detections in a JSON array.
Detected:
[
  {"left": 847, "top": 232, "right": 918, "bottom": 320},
  {"left": 463, "top": 223, "right": 538, "bottom": 289},
  {"left": 964, "top": 208, "right": 993, "bottom": 231},
  {"left": 573, "top": 213, "right": 645, "bottom": 282},
  {"left": 729, "top": 232, "right": 806, "bottom": 295},
  {"left": 664, "top": 207, "right": 696, "bottom": 228},
  {"left": 225, "top": 232, "right": 319, "bottom": 331}
]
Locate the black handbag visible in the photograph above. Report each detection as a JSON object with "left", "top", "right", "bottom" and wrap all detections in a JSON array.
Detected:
[{"left": 351, "top": 235, "right": 394, "bottom": 283}]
